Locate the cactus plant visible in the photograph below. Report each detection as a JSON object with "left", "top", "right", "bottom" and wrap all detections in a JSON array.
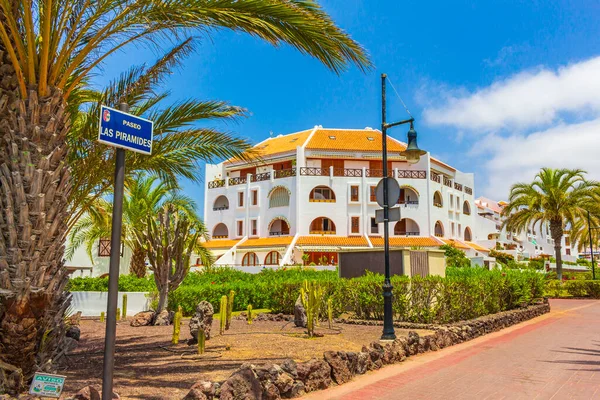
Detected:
[
  {"left": 172, "top": 306, "right": 182, "bottom": 344},
  {"left": 247, "top": 304, "right": 253, "bottom": 325},
  {"left": 197, "top": 328, "right": 206, "bottom": 354},
  {"left": 300, "top": 280, "right": 323, "bottom": 337},
  {"left": 100, "top": 312, "right": 105, "bottom": 322},
  {"left": 122, "top": 294, "right": 128, "bottom": 319},
  {"left": 327, "top": 298, "right": 333, "bottom": 329},
  {"left": 116, "top": 308, "right": 121, "bottom": 321},
  {"left": 226, "top": 290, "right": 235, "bottom": 330},
  {"left": 219, "top": 295, "right": 227, "bottom": 335}
]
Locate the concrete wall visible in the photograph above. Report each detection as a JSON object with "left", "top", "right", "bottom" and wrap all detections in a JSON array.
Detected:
[
  {"left": 71, "top": 291, "right": 151, "bottom": 317},
  {"left": 66, "top": 240, "right": 133, "bottom": 277}
]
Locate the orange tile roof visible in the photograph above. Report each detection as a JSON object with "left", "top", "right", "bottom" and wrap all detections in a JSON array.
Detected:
[
  {"left": 441, "top": 239, "right": 471, "bottom": 250},
  {"left": 369, "top": 236, "right": 442, "bottom": 247},
  {"left": 237, "top": 236, "right": 294, "bottom": 248},
  {"left": 296, "top": 236, "right": 369, "bottom": 247},
  {"left": 465, "top": 241, "right": 490, "bottom": 252},
  {"left": 253, "top": 129, "right": 312, "bottom": 157},
  {"left": 202, "top": 239, "right": 240, "bottom": 249},
  {"left": 306, "top": 129, "right": 406, "bottom": 153}
]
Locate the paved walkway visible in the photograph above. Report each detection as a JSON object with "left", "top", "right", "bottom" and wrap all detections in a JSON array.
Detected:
[{"left": 304, "top": 299, "right": 600, "bottom": 400}]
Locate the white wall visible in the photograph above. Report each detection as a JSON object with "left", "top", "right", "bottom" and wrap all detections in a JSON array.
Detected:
[
  {"left": 67, "top": 240, "right": 133, "bottom": 277},
  {"left": 71, "top": 291, "right": 151, "bottom": 317}
]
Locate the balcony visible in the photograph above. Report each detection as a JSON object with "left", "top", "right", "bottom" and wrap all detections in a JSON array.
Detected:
[
  {"left": 229, "top": 176, "right": 247, "bottom": 186},
  {"left": 208, "top": 179, "right": 225, "bottom": 189},
  {"left": 443, "top": 177, "right": 452, "bottom": 187},
  {"left": 251, "top": 172, "right": 271, "bottom": 182},
  {"left": 465, "top": 186, "right": 473, "bottom": 195},
  {"left": 454, "top": 182, "right": 463, "bottom": 191},
  {"left": 397, "top": 170, "right": 426, "bottom": 179},
  {"left": 274, "top": 168, "right": 296, "bottom": 179},
  {"left": 430, "top": 173, "right": 441, "bottom": 183}
]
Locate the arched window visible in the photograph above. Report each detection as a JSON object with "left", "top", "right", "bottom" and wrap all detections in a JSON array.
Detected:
[
  {"left": 434, "top": 221, "right": 444, "bottom": 237},
  {"left": 213, "top": 195, "right": 229, "bottom": 211},
  {"left": 268, "top": 186, "right": 290, "bottom": 208},
  {"left": 269, "top": 218, "right": 290, "bottom": 236},
  {"left": 398, "top": 186, "right": 419, "bottom": 205},
  {"left": 433, "top": 191, "right": 443, "bottom": 207},
  {"left": 309, "top": 186, "right": 336, "bottom": 202},
  {"left": 212, "top": 223, "right": 228, "bottom": 239},
  {"left": 394, "top": 218, "right": 420, "bottom": 236},
  {"left": 264, "top": 251, "right": 280, "bottom": 265},
  {"left": 464, "top": 227, "right": 472, "bottom": 241},
  {"left": 309, "top": 217, "right": 336, "bottom": 234},
  {"left": 463, "top": 201, "right": 471, "bottom": 215},
  {"left": 242, "top": 252, "right": 260, "bottom": 266}
]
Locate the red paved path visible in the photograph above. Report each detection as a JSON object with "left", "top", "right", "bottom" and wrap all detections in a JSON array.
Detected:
[{"left": 304, "top": 299, "right": 600, "bottom": 400}]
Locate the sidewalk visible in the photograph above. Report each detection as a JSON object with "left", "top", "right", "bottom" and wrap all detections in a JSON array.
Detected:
[{"left": 304, "top": 299, "right": 600, "bottom": 400}]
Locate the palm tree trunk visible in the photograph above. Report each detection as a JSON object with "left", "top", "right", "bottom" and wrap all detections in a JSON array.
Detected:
[
  {"left": 129, "top": 246, "right": 147, "bottom": 278},
  {"left": 0, "top": 75, "right": 72, "bottom": 393},
  {"left": 550, "top": 220, "right": 564, "bottom": 280}
]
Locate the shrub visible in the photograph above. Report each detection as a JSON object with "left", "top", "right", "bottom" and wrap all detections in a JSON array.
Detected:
[
  {"left": 440, "top": 244, "right": 471, "bottom": 268},
  {"left": 489, "top": 249, "right": 514, "bottom": 265},
  {"left": 67, "top": 275, "right": 156, "bottom": 292}
]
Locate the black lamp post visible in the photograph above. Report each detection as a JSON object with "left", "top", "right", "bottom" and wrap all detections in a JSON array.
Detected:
[
  {"left": 380, "top": 73, "right": 426, "bottom": 341},
  {"left": 587, "top": 210, "right": 598, "bottom": 280}
]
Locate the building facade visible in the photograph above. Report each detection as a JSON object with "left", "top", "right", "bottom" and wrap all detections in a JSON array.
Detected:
[
  {"left": 203, "top": 126, "right": 490, "bottom": 267},
  {"left": 473, "top": 197, "right": 578, "bottom": 261}
]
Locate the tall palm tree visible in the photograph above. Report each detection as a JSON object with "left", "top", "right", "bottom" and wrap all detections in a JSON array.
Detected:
[
  {"left": 502, "top": 168, "right": 599, "bottom": 280},
  {"left": 0, "top": 0, "right": 370, "bottom": 392},
  {"left": 66, "top": 174, "right": 198, "bottom": 277},
  {"left": 66, "top": 38, "right": 256, "bottom": 230}
]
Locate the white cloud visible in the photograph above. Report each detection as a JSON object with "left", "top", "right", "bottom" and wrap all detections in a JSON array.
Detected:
[
  {"left": 423, "top": 56, "right": 600, "bottom": 131},
  {"left": 477, "top": 118, "right": 600, "bottom": 199}
]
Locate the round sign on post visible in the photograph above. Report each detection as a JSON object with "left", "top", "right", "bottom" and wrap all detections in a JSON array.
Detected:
[{"left": 375, "top": 177, "right": 400, "bottom": 208}]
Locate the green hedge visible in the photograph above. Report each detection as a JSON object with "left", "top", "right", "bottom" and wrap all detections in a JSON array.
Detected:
[
  {"left": 545, "top": 280, "right": 600, "bottom": 298},
  {"left": 67, "top": 275, "right": 156, "bottom": 292},
  {"left": 68, "top": 267, "right": 545, "bottom": 324}
]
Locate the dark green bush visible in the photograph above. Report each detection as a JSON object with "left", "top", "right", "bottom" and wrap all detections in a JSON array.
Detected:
[
  {"left": 489, "top": 249, "right": 514, "bottom": 265},
  {"left": 69, "top": 267, "right": 545, "bottom": 323},
  {"left": 67, "top": 275, "right": 156, "bottom": 292}
]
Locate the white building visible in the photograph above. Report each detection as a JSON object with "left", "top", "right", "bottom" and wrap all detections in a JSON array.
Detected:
[
  {"left": 473, "top": 197, "right": 578, "bottom": 261},
  {"left": 202, "top": 126, "right": 490, "bottom": 267}
]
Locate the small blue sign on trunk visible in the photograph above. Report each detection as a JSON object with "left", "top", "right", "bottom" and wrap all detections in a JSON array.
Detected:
[{"left": 98, "top": 105, "right": 153, "bottom": 155}]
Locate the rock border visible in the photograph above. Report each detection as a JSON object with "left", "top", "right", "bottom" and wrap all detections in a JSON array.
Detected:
[{"left": 183, "top": 301, "right": 551, "bottom": 399}]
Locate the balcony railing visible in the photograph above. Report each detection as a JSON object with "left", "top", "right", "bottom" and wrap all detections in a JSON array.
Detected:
[
  {"left": 228, "top": 176, "right": 247, "bottom": 186},
  {"left": 434, "top": 233, "right": 444, "bottom": 238},
  {"left": 443, "top": 177, "right": 452, "bottom": 187},
  {"left": 433, "top": 202, "right": 443, "bottom": 208},
  {"left": 454, "top": 182, "right": 463, "bottom": 191},
  {"left": 212, "top": 235, "right": 228, "bottom": 239},
  {"left": 274, "top": 168, "right": 296, "bottom": 179},
  {"left": 269, "top": 231, "right": 290, "bottom": 236},
  {"left": 395, "top": 231, "right": 420, "bottom": 236},
  {"left": 309, "top": 230, "right": 336, "bottom": 235},
  {"left": 430, "top": 173, "right": 441, "bottom": 183},
  {"left": 397, "top": 170, "right": 426, "bottom": 179},
  {"left": 365, "top": 169, "right": 393, "bottom": 178},
  {"left": 333, "top": 168, "right": 363, "bottom": 177},
  {"left": 300, "top": 167, "right": 327, "bottom": 176},
  {"left": 213, "top": 206, "right": 229, "bottom": 211},
  {"left": 208, "top": 179, "right": 225, "bottom": 189},
  {"left": 251, "top": 172, "right": 271, "bottom": 182},
  {"left": 465, "top": 186, "right": 473, "bottom": 195}
]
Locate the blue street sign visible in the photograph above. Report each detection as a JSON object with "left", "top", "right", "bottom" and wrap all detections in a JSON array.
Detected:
[{"left": 98, "top": 105, "right": 153, "bottom": 155}]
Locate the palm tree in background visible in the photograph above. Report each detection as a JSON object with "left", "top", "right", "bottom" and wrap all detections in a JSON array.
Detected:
[
  {"left": 0, "top": 0, "right": 370, "bottom": 392},
  {"left": 502, "top": 168, "right": 600, "bottom": 280},
  {"left": 66, "top": 174, "right": 202, "bottom": 277}
]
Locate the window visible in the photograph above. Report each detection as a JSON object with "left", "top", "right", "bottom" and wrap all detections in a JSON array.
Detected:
[
  {"left": 350, "top": 185, "right": 359, "bottom": 202},
  {"left": 212, "top": 223, "right": 229, "bottom": 239},
  {"left": 450, "top": 194, "right": 454, "bottom": 209},
  {"left": 464, "top": 227, "right": 472, "bottom": 241},
  {"left": 251, "top": 219, "right": 258, "bottom": 236},
  {"left": 434, "top": 221, "right": 444, "bottom": 237},
  {"left": 310, "top": 185, "right": 336, "bottom": 202},
  {"left": 370, "top": 186, "right": 377, "bottom": 202},
  {"left": 242, "top": 252, "right": 259, "bottom": 266},
  {"left": 269, "top": 186, "right": 290, "bottom": 208},
  {"left": 310, "top": 217, "right": 336, "bottom": 234},
  {"left": 351, "top": 216, "right": 360, "bottom": 234},
  {"left": 463, "top": 201, "right": 471, "bottom": 215},
  {"left": 433, "top": 191, "right": 443, "bottom": 207},
  {"left": 238, "top": 191, "right": 244, "bottom": 207},
  {"left": 566, "top": 248, "right": 571, "bottom": 255},
  {"left": 565, "top": 237, "right": 571, "bottom": 246},
  {"left": 451, "top": 222, "right": 455, "bottom": 237},
  {"left": 264, "top": 251, "right": 280, "bottom": 265},
  {"left": 213, "top": 195, "right": 229, "bottom": 211},
  {"left": 251, "top": 190, "right": 258, "bottom": 206},
  {"left": 237, "top": 220, "right": 243, "bottom": 236},
  {"left": 371, "top": 217, "right": 379, "bottom": 234}
]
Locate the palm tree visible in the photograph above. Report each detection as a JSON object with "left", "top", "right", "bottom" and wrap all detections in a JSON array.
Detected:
[
  {"left": 67, "top": 38, "right": 256, "bottom": 230},
  {"left": 0, "top": 0, "right": 370, "bottom": 392},
  {"left": 67, "top": 174, "right": 198, "bottom": 277},
  {"left": 502, "top": 168, "right": 599, "bottom": 280}
]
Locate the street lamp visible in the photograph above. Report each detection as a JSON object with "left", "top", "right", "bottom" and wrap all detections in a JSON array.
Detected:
[{"left": 380, "top": 73, "right": 426, "bottom": 340}]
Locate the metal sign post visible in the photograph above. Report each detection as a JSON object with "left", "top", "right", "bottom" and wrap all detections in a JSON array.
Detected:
[{"left": 99, "top": 103, "right": 153, "bottom": 399}]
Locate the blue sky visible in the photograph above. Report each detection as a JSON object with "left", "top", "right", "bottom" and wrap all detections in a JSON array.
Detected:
[{"left": 93, "top": 0, "right": 600, "bottom": 204}]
